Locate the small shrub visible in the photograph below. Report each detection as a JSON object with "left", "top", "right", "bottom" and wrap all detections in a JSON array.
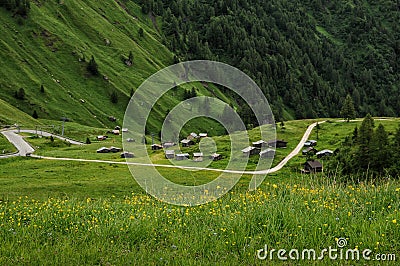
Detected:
[
  {"left": 110, "top": 91, "right": 118, "bottom": 104},
  {"left": 15, "top": 88, "right": 25, "bottom": 100},
  {"left": 87, "top": 56, "right": 99, "bottom": 76}
]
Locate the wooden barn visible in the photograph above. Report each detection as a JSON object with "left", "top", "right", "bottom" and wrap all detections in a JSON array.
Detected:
[
  {"left": 162, "top": 142, "right": 176, "bottom": 148},
  {"left": 109, "top": 147, "right": 122, "bottom": 153},
  {"left": 97, "top": 135, "right": 107, "bottom": 141},
  {"left": 316, "top": 149, "right": 333, "bottom": 158},
  {"left": 302, "top": 147, "right": 318, "bottom": 156},
  {"left": 199, "top": 133, "right": 208, "bottom": 138},
  {"left": 187, "top": 132, "right": 198, "bottom": 140},
  {"left": 193, "top": 152, "right": 204, "bottom": 162},
  {"left": 210, "top": 153, "right": 222, "bottom": 161},
  {"left": 120, "top": 152, "right": 134, "bottom": 158},
  {"left": 259, "top": 148, "right": 275, "bottom": 158},
  {"left": 181, "top": 139, "right": 194, "bottom": 147},
  {"left": 151, "top": 144, "right": 163, "bottom": 150},
  {"left": 252, "top": 140, "right": 267, "bottom": 149},
  {"left": 303, "top": 160, "right": 323, "bottom": 173},
  {"left": 97, "top": 147, "right": 110, "bottom": 153},
  {"left": 304, "top": 140, "right": 317, "bottom": 147},
  {"left": 242, "top": 146, "right": 259, "bottom": 156},
  {"left": 176, "top": 153, "right": 190, "bottom": 161},
  {"left": 165, "top": 150, "right": 175, "bottom": 159},
  {"left": 267, "top": 139, "right": 288, "bottom": 148}
]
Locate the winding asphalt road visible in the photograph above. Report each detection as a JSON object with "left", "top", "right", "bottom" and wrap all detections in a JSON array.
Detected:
[
  {"left": 1, "top": 122, "right": 322, "bottom": 175},
  {"left": 0, "top": 129, "right": 83, "bottom": 157}
]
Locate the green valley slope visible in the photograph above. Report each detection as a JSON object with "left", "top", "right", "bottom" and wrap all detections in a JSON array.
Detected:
[{"left": 0, "top": 1, "right": 175, "bottom": 130}]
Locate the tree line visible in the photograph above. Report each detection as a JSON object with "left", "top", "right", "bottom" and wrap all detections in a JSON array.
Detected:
[{"left": 0, "top": 0, "right": 31, "bottom": 17}]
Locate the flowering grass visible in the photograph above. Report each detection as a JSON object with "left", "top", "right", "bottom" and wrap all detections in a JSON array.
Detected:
[{"left": 0, "top": 177, "right": 398, "bottom": 265}]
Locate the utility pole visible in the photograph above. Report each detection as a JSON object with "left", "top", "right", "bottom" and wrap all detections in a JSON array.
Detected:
[{"left": 61, "top": 117, "right": 67, "bottom": 136}]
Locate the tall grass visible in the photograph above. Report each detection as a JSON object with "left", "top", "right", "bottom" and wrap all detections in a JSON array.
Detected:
[{"left": 0, "top": 176, "right": 398, "bottom": 265}]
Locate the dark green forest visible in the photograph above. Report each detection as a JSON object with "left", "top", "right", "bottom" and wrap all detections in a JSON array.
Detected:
[
  {"left": 327, "top": 115, "right": 400, "bottom": 178},
  {"left": 0, "top": 0, "right": 30, "bottom": 17},
  {"left": 135, "top": 0, "right": 400, "bottom": 121}
]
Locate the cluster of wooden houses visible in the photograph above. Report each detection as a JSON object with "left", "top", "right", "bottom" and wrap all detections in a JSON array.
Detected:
[
  {"left": 155, "top": 132, "right": 223, "bottom": 162},
  {"left": 302, "top": 139, "right": 333, "bottom": 159},
  {"left": 180, "top": 132, "right": 208, "bottom": 147},
  {"left": 96, "top": 146, "right": 122, "bottom": 153},
  {"left": 96, "top": 146, "right": 134, "bottom": 158},
  {"left": 241, "top": 139, "right": 287, "bottom": 158},
  {"left": 301, "top": 139, "right": 333, "bottom": 173},
  {"left": 97, "top": 126, "right": 128, "bottom": 141},
  {"left": 164, "top": 150, "right": 222, "bottom": 162}
]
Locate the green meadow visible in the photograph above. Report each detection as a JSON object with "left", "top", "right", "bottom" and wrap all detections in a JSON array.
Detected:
[
  {"left": 0, "top": 118, "right": 399, "bottom": 264},
  {"left": 0, "top": 134, "right": 17, "bottom": 154}
]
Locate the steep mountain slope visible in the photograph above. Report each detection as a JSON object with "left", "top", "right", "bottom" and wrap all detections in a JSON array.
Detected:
[
  {"left": 0, "top": 1, "right": 174, "bottom": 128},
  {"left": 154, "top": 0, "right": 400, "bottom": 120}
]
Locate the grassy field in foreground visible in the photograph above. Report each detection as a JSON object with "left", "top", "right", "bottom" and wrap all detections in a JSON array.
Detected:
[{"left": 0, "top": 178, "right": 399, "bottom": 265}]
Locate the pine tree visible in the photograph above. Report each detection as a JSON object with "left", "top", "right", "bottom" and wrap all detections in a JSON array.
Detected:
[
  {"left": 32, "top": 110, "right": 38, "bottom": 119},
  {"left": 340, "top": 94, "right": 356, "bottom": 122},
  {"left": 354, "top": 114, "right": 374, "bottom": 170},
  {"left": 138, "top": 28, "right": 144, "bottom": 38},
  {"left": 86, "top": 137, "right": 91, "bottom": 144},
  {"left": 87, "top": 56, "right": 99, "bottom": 76},
  {"left": 110, "top": 91, "right": 118, "bottom": 104},
  {"left": 391, "top": 125, "right": 400, "bottom": 174},
  {"left": 394, "top": 125, "right": 400, "bottom": 152},
  {"left": 357, "top": 114, "right": 374, "bottom": 146},
  {"left": 352, "top": 126, "right": 358, "bottom": 143},
  {"left": 128, "top": 51, "right": 134, "bottom": 63},
  {"left": 40, "top": 84, "right": 45, "bottom": 93},
  {"left": 370, "top": 124, "right": 391, "bottom": 172},
  {"left": 190, "top": 87, "right": 196, "bottom": 98},
  {"left": 15, "top": 88, "right": 25, "bottom": 100}
]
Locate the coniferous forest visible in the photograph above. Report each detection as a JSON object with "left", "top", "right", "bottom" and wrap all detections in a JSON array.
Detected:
[
  {"left": 328, "top": 115, "right": 400, "bottom": 178},
  {"left": 136, "top": 0, "right": 400, "bottom": 121}
]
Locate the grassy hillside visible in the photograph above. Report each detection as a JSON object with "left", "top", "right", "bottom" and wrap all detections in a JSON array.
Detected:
[
  {"left": 0, "top": 1, "right": 235, "bottom": 136},
  {"left": 0, "top": 1, "right": 198, "bottom": 131},
  {"left": 0, "top": 98, "right": 40, "bottom": 126}
]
